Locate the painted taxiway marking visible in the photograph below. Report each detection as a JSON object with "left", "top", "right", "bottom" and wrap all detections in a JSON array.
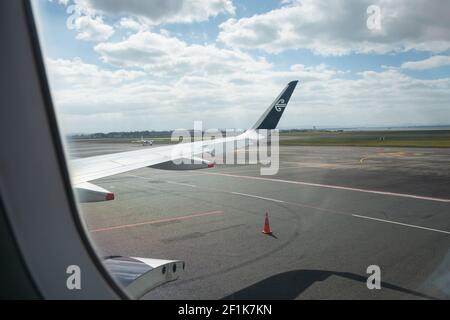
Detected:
[
  {"left": 91, "top": 210, "right": 224, "bottom": 233},
  {"left": 231, "top": 192, "right": 285, "bottom": 203},
  {"left": 352, "top": 214, "right": 450, "bottom": 235},
  {"left": 229, "top": 191, "right": 449, "bottom": 235},
  {"left": 158, "top": 178, "right": 449, "bottom": 235},
  {"left": 202, "top": 172, "right": 450, "bottom": 203}
]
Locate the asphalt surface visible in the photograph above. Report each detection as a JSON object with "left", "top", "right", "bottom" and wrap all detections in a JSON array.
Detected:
[{"left": 67, "top": 142, "right": 450, "bottom": 299}]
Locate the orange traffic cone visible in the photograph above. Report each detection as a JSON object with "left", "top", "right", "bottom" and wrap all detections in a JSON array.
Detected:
[{"left": 262, "top": 212, "right": 272, "bottom": 235}]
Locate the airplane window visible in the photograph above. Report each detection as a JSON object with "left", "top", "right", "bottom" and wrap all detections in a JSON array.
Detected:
[{"left": 30, "top": 0, "right": 450, "bottom": 300}]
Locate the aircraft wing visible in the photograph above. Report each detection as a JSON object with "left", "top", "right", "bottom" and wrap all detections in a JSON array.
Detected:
[{"left": 69, "top": 81, "right": 298, "bottom": 202}]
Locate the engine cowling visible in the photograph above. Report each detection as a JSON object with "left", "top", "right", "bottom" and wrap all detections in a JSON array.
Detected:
[{"left": 103, "top": 256, "right": 185, "bottom": 298}]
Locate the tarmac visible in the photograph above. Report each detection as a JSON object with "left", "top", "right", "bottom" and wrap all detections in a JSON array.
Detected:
[{"left": 68, "top": 142, "right": 450, "bottom": 299}]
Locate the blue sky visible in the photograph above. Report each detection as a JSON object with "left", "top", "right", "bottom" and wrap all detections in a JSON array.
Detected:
[{"left": 32, "top": 0, "right": 450, "bottom": 133}]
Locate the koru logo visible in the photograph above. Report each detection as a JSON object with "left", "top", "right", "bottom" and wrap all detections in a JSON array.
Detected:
[
  {"left": 275, "top": 99, "right": 287, "bottom": 112},
  {"left": 66, "top": 265, "right": 81, "bottom": 290},
  {"left": 366, "top": 265, "right": 381, "bottom": 290}
]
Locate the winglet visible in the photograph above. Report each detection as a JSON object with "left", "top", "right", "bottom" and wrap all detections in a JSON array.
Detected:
[{"left": 252, "top": 81, "right": 298, "bottom": 130}]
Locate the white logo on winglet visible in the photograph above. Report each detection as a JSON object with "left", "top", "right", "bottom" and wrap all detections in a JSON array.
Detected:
[{"left": 275, "top": 99, "right": 287, "bottom": 112}]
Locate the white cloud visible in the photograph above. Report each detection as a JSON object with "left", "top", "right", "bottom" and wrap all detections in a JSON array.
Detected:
[
  {"left": 45, "top": 54, "right": 450, "bottom": 133},
  {"left": 46, "top": 57, "right": 144, "bottom": 93},
  {"left": 71, "top": 14, "right": 114, "bottom": 41},
  {"left": 63, "top": 1, "right": 114, "bottom": 42},
  {"left": 47, "top": 0, "right": 70, "bottom": 5},
  {"left": 117, "top": 17, "right": 148, "bottom": 32},
  {"left": 218, "top": 0, "right": 450, "bottom": 55},
  {"left": 40, "top": 1, "right": 450, "bottom": 133},
  {"left": 94, "top": 31, "right": 271, "bottom": 76},
  {"left": 401, "top": 56, "right": 450, "bottom": 70},
  {"left": 75, "top": 0, "right": 235, "bottom": 24}
]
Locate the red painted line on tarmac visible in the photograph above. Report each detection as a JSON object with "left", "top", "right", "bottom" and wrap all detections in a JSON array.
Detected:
[{"left": 90, "top": 210, "right": 224, "bottom": 233}]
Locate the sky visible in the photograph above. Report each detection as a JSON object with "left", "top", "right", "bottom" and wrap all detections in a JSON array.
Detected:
[{"left": 32, "top": 0, "right": 450, "bottom": 134}]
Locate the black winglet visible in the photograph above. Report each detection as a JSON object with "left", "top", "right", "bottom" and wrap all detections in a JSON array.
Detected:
[{"left": 252, "top": 81, "right": 298, "bottom": 130}]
